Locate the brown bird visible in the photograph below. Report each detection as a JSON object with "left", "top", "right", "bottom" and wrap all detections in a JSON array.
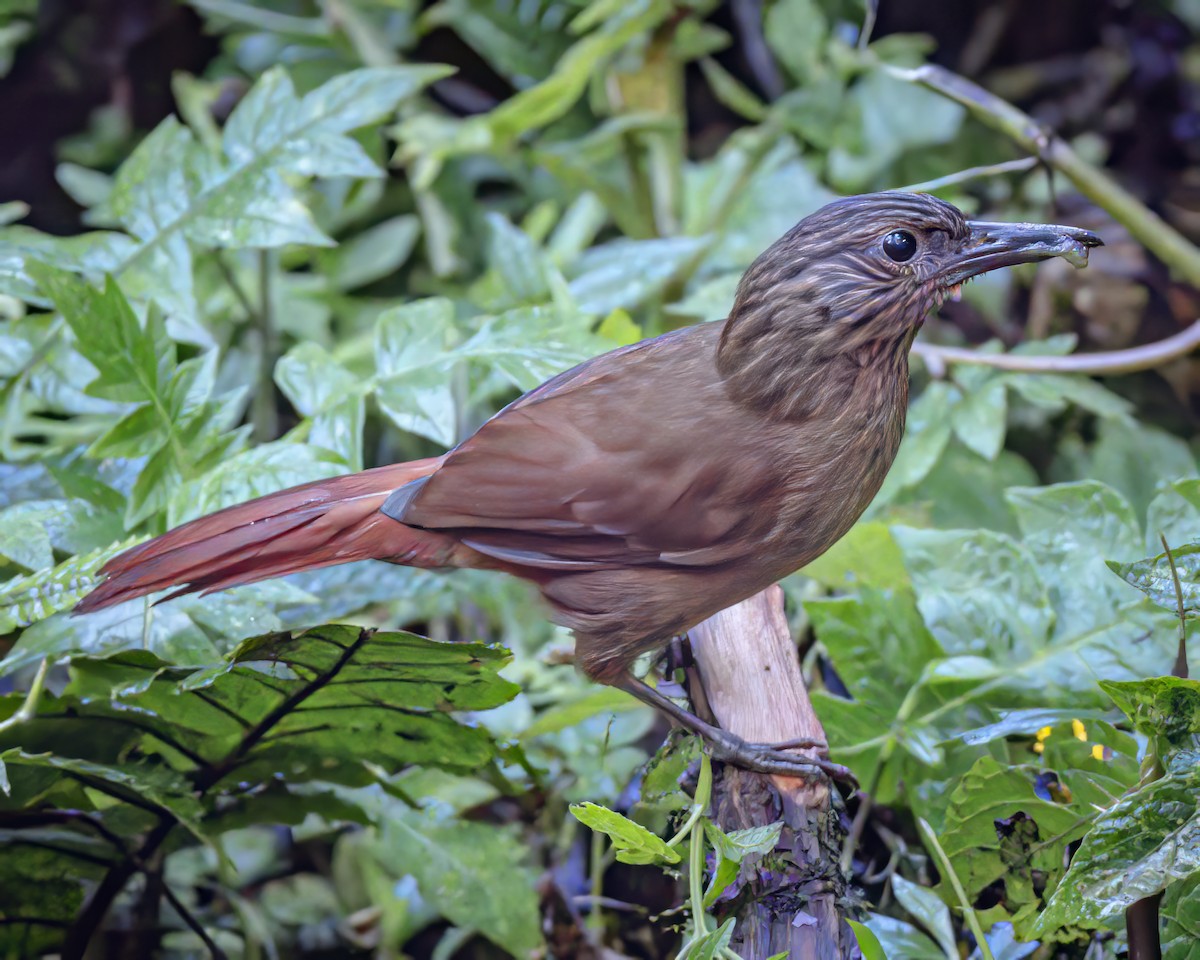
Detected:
[{"left": 76, "top": 192, "right": 1100, "bottom": 778}]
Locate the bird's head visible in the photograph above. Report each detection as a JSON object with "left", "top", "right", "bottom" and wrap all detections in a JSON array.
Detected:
[{"left": 726, "top": 191, "right": 1102, "bottom": 360}]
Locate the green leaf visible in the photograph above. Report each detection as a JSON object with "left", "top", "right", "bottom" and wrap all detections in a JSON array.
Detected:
[
  {"left": 374, "top": 297, "right": 458, "bottom": 446},
  {"left": 1146, "top": 480, "right": 1200, "bottom": 556},
  {"left": 1162, "top": 872, "right": 1200, "bottom": 960},
  {"left": 319, "top": 215, "right": 421, "bottom": 291},
  {"left": 1107, "top": 540, "right": 1200, "bottom": 620},
  {"left": 397, "top": 0, "right": 671, "bottom": 185},
  {"left": 703, "top": 820, "right": 782, "bottom": 863},
  {"left": 894, "top": 527, "right": 1052, "bottom": 661},
  {"left": 958, "top": 708, "right": 1120, "bottom": 746},
  {"left": 167, "top": 441, "right": 347, "bottom": 526},
  {"left": 1100, "top": 676, "right": 1200, "bottom": 754},
  {"left": 1003, "top": 371, "right": 1132, "bottom": 420},
  {"left": 380, "top": 813, "right": 543, "bottom": 957},
  {"left": 875, "top": 382, "right": 955, "bottom": 502},
  {"left": 274, "top": 344, "right": 366, "bottom": 469},
  {"left": 950, "top": 377, "right": 1006, "bottom": 461},
  {"left": 849, "top": 918, "right": 892, "bottom": 960},
  {"left": 0, "top": 750, "right": 203, "bottom": 830},
  {"left": 567, "top": 236, "right": 709, "bottom": 315},
  {"left": 569, "top": 801, "right": 681, "bottom": 865},
  {"left": 522, "top": 686, "right": 642, "bottom": 738},
  {"left": 27, "top": 263, "right": 164, "bottom": 404},
  {"left": 456, "top": 304, "right": 605, "bottom": 391},
  {"left": 891, "top": 874, "right": 956, "bottom": 959},
  {"left": 938, "top": 756, "right": 1101, "bottom": 929},
  {"left": 56, "top": 626, "right": 517, "bottom": 779},
  {"left": 686, "top": 917, "right": 735, "bottom": 959},
  {"left": 864, "top": 915, "right": 942, "bottom": 960},
  {"left": 1006, "top": 481, "right": 1143, "bottom": 637},
  {"left": 1034, "top": 759, "right": 1200, "bottom": 933},
  {"left": 829, "top": 66, "right": 964, "bottom": 189},
  {"left": 764, "top": 0, "right": 827, "bottom": 83},
  {"left": 802, "top": 521, "right": 910, "bottom": 591},
  {"left": 68, "top": 64, "right": 448, "bottom": 321},
  {"left": 0, "top": 538, "right": 140, "bottom": 633}
]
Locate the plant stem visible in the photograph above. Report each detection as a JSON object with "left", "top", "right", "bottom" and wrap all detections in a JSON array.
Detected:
[
  {"left": 0, "top": 657, "right": 50, "bottom": 735},
  {"left": 916, "top": 818, "right": 995, "bottom": 960},
  {"left": 1159, "top": 534, "right": 1190, "bottom": 680},
  {"left": 912, "top": 319, "right": 1200, "bottom": 376},
  {"left": 667, "top": 754, "right": 713, "bottom": 848},
  {"left": 900, "top": 156, "right": 1038, "bottom": 194},
  {"left": 891, "top": 63, "right": 1200, "bottom": 287},
  {"left": 252, "top": 250, "right": 278, "bottom": 444},
  {"left": 587, "top": 822, "right": 605, "bottom": 935}
]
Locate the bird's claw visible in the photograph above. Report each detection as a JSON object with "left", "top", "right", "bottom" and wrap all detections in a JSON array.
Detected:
[{"left": 703, "top": 730, "right": 857, "bottom": 787}]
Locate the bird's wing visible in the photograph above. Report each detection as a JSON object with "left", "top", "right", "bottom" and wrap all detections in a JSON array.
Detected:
[{"left": 390, "top": 323, "right": 778, "bottom": 570}]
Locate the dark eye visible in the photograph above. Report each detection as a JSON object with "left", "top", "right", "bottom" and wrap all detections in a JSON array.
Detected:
[{"left": 883, "top": 230, "right": 917, "bottom": 263}]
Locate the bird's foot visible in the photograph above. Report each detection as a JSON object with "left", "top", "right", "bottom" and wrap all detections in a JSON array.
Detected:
[
  {"left": 615, "top": 673, "right": 856, "bottom": 785},
  {"left": 701, "top": 727, "right": 858, "bottom": 785}
]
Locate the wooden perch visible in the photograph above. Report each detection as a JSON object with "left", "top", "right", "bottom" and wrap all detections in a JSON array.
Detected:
[{"left": 688, "top": 586, "right": 855, "bottom": 959}]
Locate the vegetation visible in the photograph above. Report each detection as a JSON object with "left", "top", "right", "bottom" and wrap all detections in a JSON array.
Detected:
[{"left": 0, "top": 0, "right": 1196, "bottom": 957}]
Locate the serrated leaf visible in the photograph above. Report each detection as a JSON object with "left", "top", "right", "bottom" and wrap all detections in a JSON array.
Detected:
[
  {"left": 1162, "top": 873, "right": 1200, "bottom": 960},
  {"left": 570, "top": 801, "right": 680, "bottom": 865},
  {"left": 1099, "top": 677, "right": 1200, "bottom": 753},
  {"left": 0, "top": 538, "right": 139, "bottom": 633},
  {"left": 1034, "top": 760, "right": 1200, "bottom": 933}
]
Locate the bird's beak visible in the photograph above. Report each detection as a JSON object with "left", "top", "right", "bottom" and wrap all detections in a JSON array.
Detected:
[{"left": 941, "top": 220, "right": 1104, "bottom": 286}]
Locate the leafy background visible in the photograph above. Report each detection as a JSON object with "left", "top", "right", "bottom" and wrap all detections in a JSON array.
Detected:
[{"left": 0, "top": 0, "right": 1198, "bottom": 957}]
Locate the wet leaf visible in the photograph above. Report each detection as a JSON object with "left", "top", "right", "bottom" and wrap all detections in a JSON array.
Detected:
[{"left": 570, "top": 801, "right": 681, "bottom": 865}]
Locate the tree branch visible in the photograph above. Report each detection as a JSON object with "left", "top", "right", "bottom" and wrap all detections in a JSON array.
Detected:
[
  {"left": 687, "top": 587, "right": 854, "bottom": 959},
  {"left": 889, "top": 63, "right": 1200, "bottom": 288},
  {"left": 912, "top": 319, "right": 1200, "bottom": 377}
]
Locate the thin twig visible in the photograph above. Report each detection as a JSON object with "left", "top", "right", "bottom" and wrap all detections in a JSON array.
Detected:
[
  {"left": 161, "top": 881, "right": 229, "bottom": 960},
  {"left": 213, "top": 253, "right": 256, "bottom": 321},
  {"left": 731, "top": 0, "right": 783, "bottom": 99},
  {"left": 890, "top": 63, "right": 1200, "bottom": 287},
  {"left": 858, "top": 0, "right": 878, "bottom": 49},
  {"left": 912, "top": 319, "right": 1200, "bottom": 377},
  {"left": 901, "top": 157, "right": 1038, "bottom": 194},
  {"left": 1159, "top": 534, "right": 1189, "bottom": 681}
]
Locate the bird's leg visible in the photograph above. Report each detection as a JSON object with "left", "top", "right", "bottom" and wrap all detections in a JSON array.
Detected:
[{"left": 615, "top": 674, "right": 856, "bottom": 785}]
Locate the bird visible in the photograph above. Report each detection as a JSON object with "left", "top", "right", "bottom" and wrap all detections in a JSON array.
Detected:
[{"left": 76, "top": 192, "right": 1101, "bottom": 779}]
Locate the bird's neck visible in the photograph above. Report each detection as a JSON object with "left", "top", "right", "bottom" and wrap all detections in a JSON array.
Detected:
[{"left": 715, "top": 309, "right": 917, "bottom": 422}]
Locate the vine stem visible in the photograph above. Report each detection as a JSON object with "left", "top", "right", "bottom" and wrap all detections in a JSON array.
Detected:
[
  {"left": 912, "top": 319, "right": 1200, "bottom": 377},
  {"left": 0, "top": 658, "right": 49, "bottom": 735},
  {"left": 916, "top": 818, "right": 995, "bottom": 960}
]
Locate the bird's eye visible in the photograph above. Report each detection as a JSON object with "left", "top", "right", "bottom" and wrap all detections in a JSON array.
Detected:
[{"left": 882, "top": 230, "right": 917, "bottom": 263}]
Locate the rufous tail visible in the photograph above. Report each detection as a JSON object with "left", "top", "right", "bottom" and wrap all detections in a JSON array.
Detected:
[{"left": 75, "top": 457, "right": 448, "bottom": 613}]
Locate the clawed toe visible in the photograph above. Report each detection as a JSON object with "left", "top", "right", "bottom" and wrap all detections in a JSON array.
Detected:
[{"left": 705, "top": 735, "right": 857, "bottom": 786}]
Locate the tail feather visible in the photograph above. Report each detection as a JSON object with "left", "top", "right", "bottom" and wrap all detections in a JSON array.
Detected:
[{"left": 76, "top": 458, "right": 450, "bottom": 613}]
